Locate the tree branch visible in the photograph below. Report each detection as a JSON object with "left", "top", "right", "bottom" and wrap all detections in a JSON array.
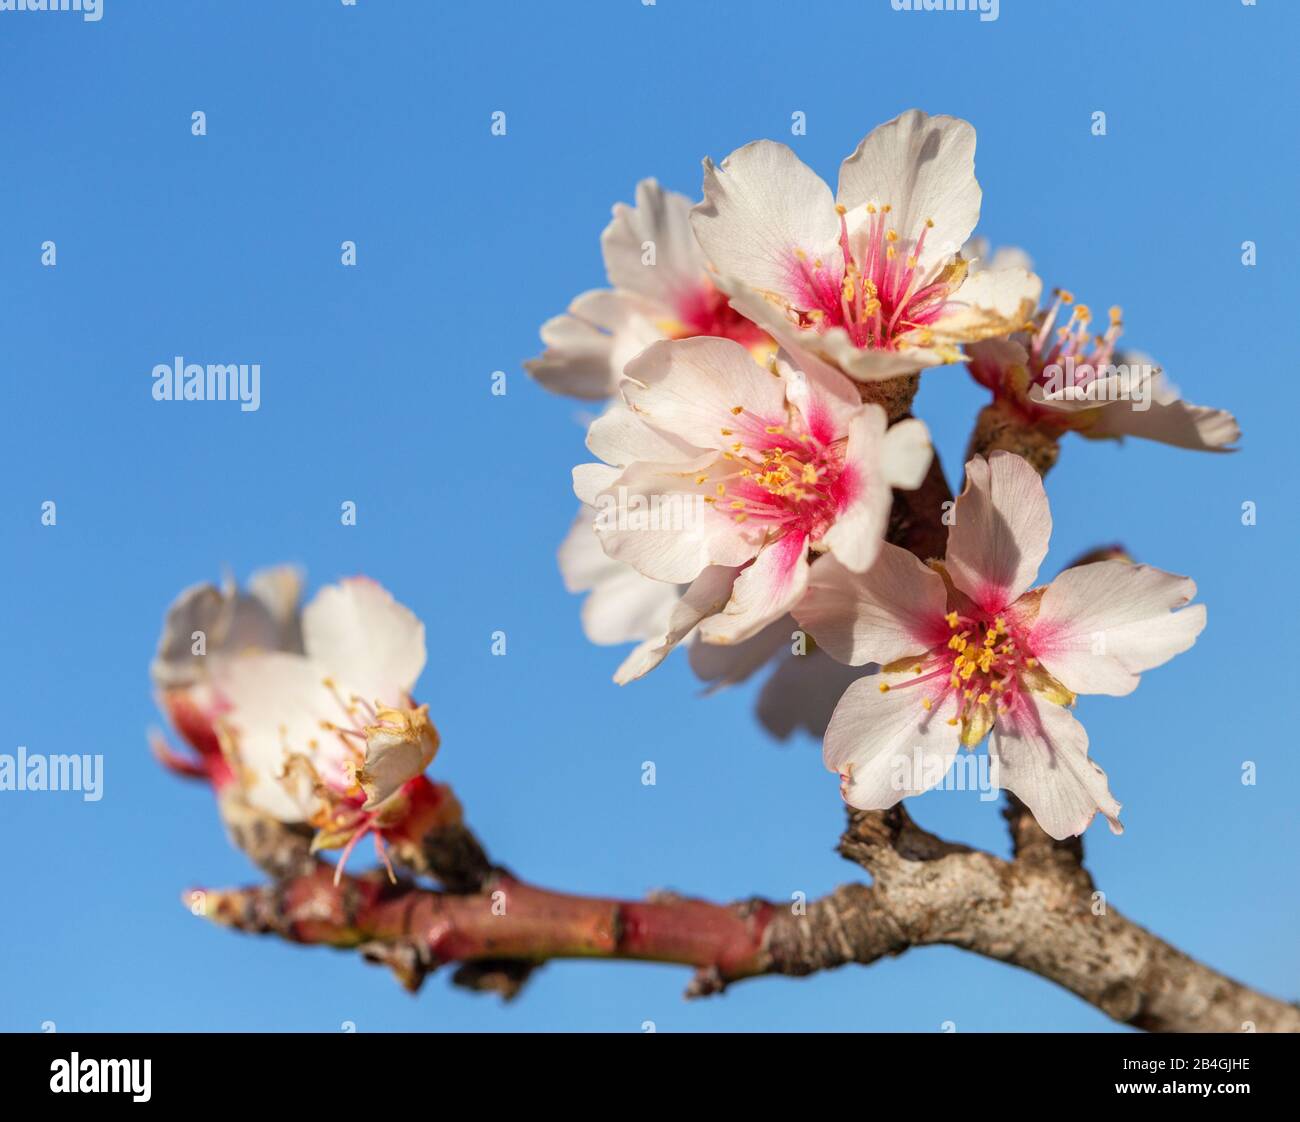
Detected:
[
  {"left": 192, "top": 803, "right": 1299, "bottom": 1031},
  {"left": 181, "top": 388, "right": 1297, "bottom": 1031}
]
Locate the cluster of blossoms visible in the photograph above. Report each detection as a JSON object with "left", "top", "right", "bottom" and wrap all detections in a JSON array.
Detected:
[
  {"left": 529, "top": 109, "right": 1233, "bottom": 839},
  {"left": 151, "top": 571, "right": 452, "bottom": 879}
]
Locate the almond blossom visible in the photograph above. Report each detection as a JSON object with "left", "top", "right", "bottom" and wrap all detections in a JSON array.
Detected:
[
  {"left": 795, "top": 451, "right": 1206, "bottom": 839},
  {"left": 966, "top": 290, "right": 1239, "bottom": 450},
  {"left": 690, "top": 109, "right": 1041, "bottom": 383},
  {"left": 557, "top": 507, "right": 680, "bottom": 647},
  {"left": 150, "top": 565, "right": 305, "bottom": 787},
  {"left": 209, "top": 577, "right": 440, "bottom": 877},
  {"left": 573, "top": 335, "right": 932, "bottom": 672},
  {"left": 526, "top": 178, "right": 772, "bottom": 400}
]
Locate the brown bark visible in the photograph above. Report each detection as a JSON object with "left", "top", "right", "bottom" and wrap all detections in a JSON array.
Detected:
[{"left": 194, "top": 802, "right": 1299, "bottom": 1032}]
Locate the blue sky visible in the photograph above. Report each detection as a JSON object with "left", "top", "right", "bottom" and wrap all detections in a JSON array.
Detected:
[{"left": 1, "top": 0, "right": 1295, "bottom": 1032}]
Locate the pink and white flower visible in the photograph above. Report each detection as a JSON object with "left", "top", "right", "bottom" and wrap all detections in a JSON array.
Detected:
[
  {"left": 526, "top": 178, "right": 772, "bottom": 400},
  {"left": 210, "top": 577, "right": 440, "bottom": 874},
  {"left": 573, "top": 335, "right": 932, "bottom": 671},
  {"left": 966, "top": 291, "right": 1239, "bottom": 450},
  {"left": 795, "top": 451, "right": 1206, "bottom": 839},
  {"left": 149, "top": 565, "right": 305, "bottom": 788},
  {"left": 691, "top": 110, "right": 1041, "bottom": 383},
  {"left": 557, "top": 508, "right": 681, "bottom": 647}
]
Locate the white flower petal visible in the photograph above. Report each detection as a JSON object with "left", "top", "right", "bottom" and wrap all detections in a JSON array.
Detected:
[
  {"left": 1028, "top": 560, "right": 1206, "bottom": 696},
  {"left": 213, "top": 652, "right": 334, "bottom": 823},
  {"left": 614, "top": 566, "right": 738, "bottom": 684},
  {"left": 928, "top": 267, "right": 1042, "bottom": 347},
  {"left": 961, "top": 237, "right": 1033, "bottom": 275},
  {"left": 558, "top": 510, "right": 680, "bottom": 645},
  {"left": 819, "top": 407, "right": 894, "bottom": 573},
  {"left": 302, "top": 578, "right": 426, "bottom": 705},
  {"left": 697, "top": 532, "right": 811, "bottom": 646},
  {"left": 602, "top": 178, "right": 708, "bottom": 309},
  {"left": 623, "top": 336, "right": 787, "bottom": 453},
  {"left": 572, "top": 462, "right": 622, "bottom": 506},
  {"left": 823, "top": 671, "right": 963, "bottom": 810},
  {"left": 692, "top": 140, "right": 843, "bottom": 307},
  {"left": 586, "top": 399, "right": 701, "bottom": 467},
  {"left": 525, "top": 289, "right": 665, "bottom": 400},
  {"left": 795, "top": 545, "right": 948, "bottom": 667},
  {"left": 989, "top": 695, "right": 1122, "bottom": 839},
  {"left": 946, "top": 451, "right": 1052, "bottom": 612},
  {"left": 1080, "top": 365, "right": 1240, "bottom": 451},
  {"left": 688, "top": 615, "right": 791, "bottom": 687},
  {"left": 881, "top": 417, "right": 933, "bottom": 491},
  {"left": 757, "top": 649, "right": 875, "bottom": 742},
  {"left": 589, "top": 454, "right": 759, "bottom": 584},
  {"left": 837, "top": 110, "right": 981, "bottom": 274}
]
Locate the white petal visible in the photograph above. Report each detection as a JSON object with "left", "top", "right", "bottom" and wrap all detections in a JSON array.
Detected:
[
  {"left": 928, "top": 267, "right": 1042, "bottom": 347},
  {"left": 1079, "top": 364, "right": 1239, "bottom": 451},
  {"left": 586, "top": 399, "right": 700, "bottom": 467},
  {"left": 151, "top": 581, "right": 228, "bottom": 690},
  {"left": 989, "top": 696, "right": 1122, "bottom": 839},
  {"left": 819, "top": 407, "right": 894, "bottom": 573},
  {"left": 590, "top": 454, "right": 759, "bottom": 584},
  {"left": 302, "top": 578, "right": 426, "bottom": 704},
  {"left": 778, "top": 343, "right": 863, "bottom": 439},
  {"left": 558, "top": 509, "right": 618, "bottom": 594},
  {"left": 757, "top": 649, "right": 875, "bottom": 742},
  {"left": 697, "top": 532, "right": 811, "bottom": 646},
  {"left": 688, "top": 615, "right": 791, "bottom": 687},
  {"left": 837, "top": 110, "right": 981, "bottom": 274},
  {"left": 614, "top": 566, "right": 738, "bottom": 684},
  {"left": 602, "top": 178, "right": 708, "bottom": 309},
  {"left": 572, "top": 462, "right": 621, "bottom": 505},
  {"left": 557, "top": 511, "right": 681, "bottom": 645},
  {"left": 1028, "top": 560, "right": 1206, "bottom": 696},
  {"left": 623, "top": 336, "right": 787, "bottom": 453},
  {"left": 246, "top": 565, "right": 305, "bottom": 648},
  {"left": 213, "top": 652, "right": 333, "bottom": 823},
  {"left": 692, "top": 140, "right": 843, "bottom": 307},
  {"left": 946, "top": 451, "right": 1052, "bottom": 612},
  {"left": 583, "top": 569, "right": 680, "bottom": 647},
  {"left": 881, "top": 417, "right": 933, "bottom": 491},
  {"left": 823, "top": 671, "right": 963, "bottom": 810},
  {"left": 525, "top": 289, "right": 666, "bottom": 400},
  {"left": 961, "top": 237, "right": 1034, "bottom": 275},
  {"left": 151, "top": 569, "right": 303, "bottom": 690},
  {"left": 795, "top": 545, "right": 948, "bottom": 666}
]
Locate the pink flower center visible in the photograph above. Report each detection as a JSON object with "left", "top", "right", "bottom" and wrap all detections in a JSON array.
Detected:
[
  {"left": 702, "top": 403, "right": 855, "bottom": 542},
  {"left": 786, "top": 205, "right": 964, "bottom": 351},
  {"left": 672, "top": 280, "right": 770, "bottom": 350},
  {"left": 884, "top": 611, "right": 1053, "bottom": 743},
  {"left": 969, "top": 292, "right": 1125, "bottom": 417}
]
